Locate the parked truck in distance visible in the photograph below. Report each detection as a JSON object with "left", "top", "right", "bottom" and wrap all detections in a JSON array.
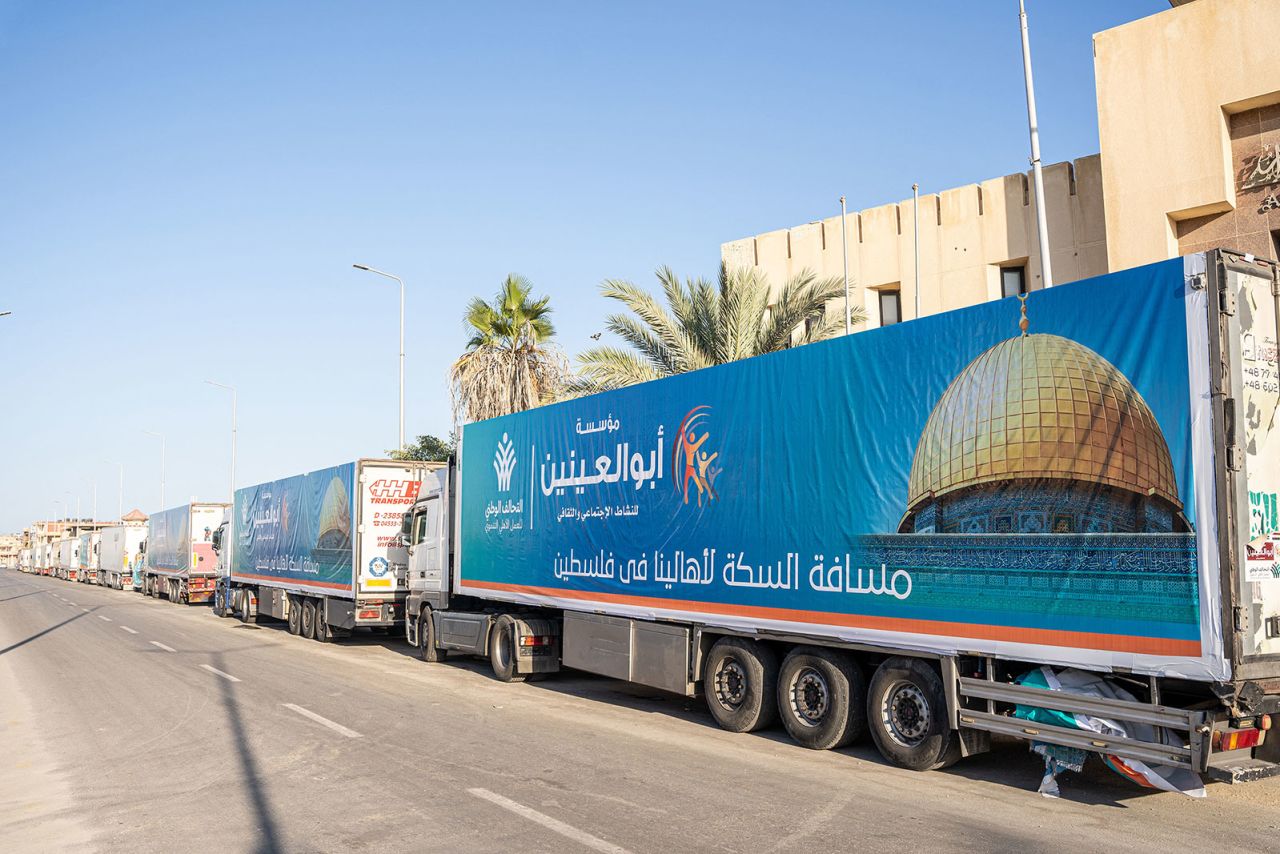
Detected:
[
  {"left": 57, "top": 536, "right": 81, "bottom": 582},
  {"left": 397, "top": 250, "right": 1280, "bottom": 785},
  {"left": 76, "top": 531, "right": 100, "bottom": 584},
  {"left": 98, "top": 524, "right": 147, "bottom": 590},
  {"left": 143, "top": 502, "right": 228, "bottom": 603},
  {"left": 215, "top": 459, "right": 440, "bottom": 640}
]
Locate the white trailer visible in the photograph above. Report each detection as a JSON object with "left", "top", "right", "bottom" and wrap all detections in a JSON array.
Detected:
[
  {"left": 57, "top": 537, "right": 81, "bottom": 581},
  {"left": 19, "top": 548, "right": 31, "bottom": 573},
  {"left": 98, "top": 524, "right": 147, "bottom": 590},
  {"left": 76, "top": 531, "right": 100, "bottom": 584}
]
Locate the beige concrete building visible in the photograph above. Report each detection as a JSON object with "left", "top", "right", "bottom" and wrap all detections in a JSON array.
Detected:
[{"left": 723, "top": 0, "right": 1280, "bottom": 330}]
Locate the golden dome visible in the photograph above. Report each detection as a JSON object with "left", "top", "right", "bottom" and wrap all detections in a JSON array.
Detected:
[{"left": 906, "top": 333, "right": 1180, "bottom": 511}]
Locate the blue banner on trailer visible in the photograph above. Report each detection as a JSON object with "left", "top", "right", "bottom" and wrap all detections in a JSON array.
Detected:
[
  {"left": 457, "top": 258, "right": 1227, "bottom": 681},
  {"left": 147, "top": 505, "right": 190, "bottom": 573},
  {"left": 232, "top": 462, "right": 357, "bottom": 593}
]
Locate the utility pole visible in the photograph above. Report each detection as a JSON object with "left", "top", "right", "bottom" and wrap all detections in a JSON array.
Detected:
[
  {"left": 839, "top": 196, "right": 850, "bottom": 334},
  {"left": 913, "top": 183, "right": 921, "bottom": 318},
  {"left": 353, "top": 264, "right": 406, "bottom": 450},
  {"left": 1019, "top": 0, "right": 1054, "bottom": 288}
]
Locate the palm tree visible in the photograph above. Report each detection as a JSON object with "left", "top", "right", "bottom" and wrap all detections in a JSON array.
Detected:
[
  {"left": 451, "top": 275, "right": 567, "bottom": 423},
  {"left": 570, "top": 265, "right": 862, "bottom": 394}
]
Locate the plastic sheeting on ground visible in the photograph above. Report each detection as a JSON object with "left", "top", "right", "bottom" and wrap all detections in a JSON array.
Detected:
[{"left": 1013, "top": 666, "right": 1206, "bottom": 798}]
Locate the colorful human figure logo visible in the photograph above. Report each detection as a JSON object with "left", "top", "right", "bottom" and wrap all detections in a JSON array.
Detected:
[{"left": 672, "top": 405, "right": 721, "bottom": 507}]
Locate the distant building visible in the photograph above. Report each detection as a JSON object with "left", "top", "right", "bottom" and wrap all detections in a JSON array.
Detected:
[{"left": 722, "top": 0, "right": 1280, "bottom": 328}]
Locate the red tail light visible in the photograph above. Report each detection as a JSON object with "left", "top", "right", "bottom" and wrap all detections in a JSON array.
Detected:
[
  {"left": 520, "top": 635, "right": 555, "bottom": 647},
  {"left": 1214, "top": 728, "right": 1263, "bottom": 751}
]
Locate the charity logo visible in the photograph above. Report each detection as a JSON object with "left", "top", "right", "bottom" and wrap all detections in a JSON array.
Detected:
[
  {"left": 672, "top": 405, "right": 721, "bottom": 507},
  {"left": 368, "top": 556, "right": 390, "bottom": 577},
  {"left": 494, "top": 432, "right": 517, "bottom": 491},
  {"left": 369, "top": 479, "right": 423, "bottom": 504}
]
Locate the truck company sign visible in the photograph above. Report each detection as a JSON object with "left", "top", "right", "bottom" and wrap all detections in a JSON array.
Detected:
[{"left": 459, "top": 259, "right": 1228, "bottom": 681}]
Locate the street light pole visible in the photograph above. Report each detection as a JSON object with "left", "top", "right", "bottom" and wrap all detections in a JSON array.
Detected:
[
  {"left": 1019, "top": 0, "right": 1054, "bottom": 288},
  {"left": 913, "top": 183, "right": 921, "bottom": 318},
  {"left": 839, "top": 197, "right": 850, "bottom": 335},
  {"left": 353, "top": 264, "right": 405, "bottom": 451},
  {"left": 143, "top": 430, "right": 166, "bottom": 508},
  {"left": 205, "top": 381, "right": 237, "bottom": 505}
]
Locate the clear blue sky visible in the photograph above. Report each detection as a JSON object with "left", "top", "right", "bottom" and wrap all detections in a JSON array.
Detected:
[{"left": 0, "top": 0, "right": 1166, "bottom": 532}]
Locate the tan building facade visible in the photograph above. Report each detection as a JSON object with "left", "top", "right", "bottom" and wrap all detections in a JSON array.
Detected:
[{"left": 723, "top": 0, "right": 1280, "bottom": 331}]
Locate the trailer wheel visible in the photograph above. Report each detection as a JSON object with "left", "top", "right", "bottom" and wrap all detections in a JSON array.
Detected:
[
  {"left": 417, "top": 610, "right": 447, "bottom": 663},
  {"left": 236, "top": 589, "right": 255, "bottom": 624},
  {"left": 704, "top": 638, "right": 778, "bottom": 733},
  {"left": 314, "top": 602, "right": 332, "bottom": 643},
  {"left": 489, "top": 616, "right": 525, "bottom": 683},
  {"left": 777, "top": 647, "right": 865, "bottom": 750},
  {"left": 300, "top": 598, "right": 317, "bottom": 640},
  {"left": 286, "top": 595, "right": 301, "bottom": 635},
  {"left": 867, "top": 657, "right": 958, "bottom": 771}
]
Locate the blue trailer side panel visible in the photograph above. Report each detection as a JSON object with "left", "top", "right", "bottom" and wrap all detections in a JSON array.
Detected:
[
  {"left": 232, "top": 462, "right": 357, "bottom": 596},
  {"left": 147, "top": 505, "right": 189, "bottom": 574},
  {"left": 457, "top": 258, "right": 1230, "bottom": 682}
]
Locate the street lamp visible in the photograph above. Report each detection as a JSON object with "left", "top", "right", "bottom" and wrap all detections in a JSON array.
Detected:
[
  {"left": 105, "top": 460, "right": 124, "bottom": 519},
  {"left": 143, "top": 430, "right": 166, "bottom": 508},
  {"left": 205, "top": 380, "right": 237, "bottom": 504},
  {"left": 0, "top": 311, "right": 11, "bottom": 317},
  {"left": 353, "top": 264, "right": 405, "bottom": 452}
]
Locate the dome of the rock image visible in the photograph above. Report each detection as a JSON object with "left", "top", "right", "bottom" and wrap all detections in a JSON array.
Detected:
[
  {"left": 899, "top": 320, "right": 1187, "bottom": 535},
  {"left": 316, "top": 476, "right": 352, "bottom": 550}
]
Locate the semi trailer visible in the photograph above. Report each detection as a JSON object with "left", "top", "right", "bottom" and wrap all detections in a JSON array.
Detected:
[
  {"left": 97, "top": 524, "right": 147, "bottom": 590},
  {"left": 399, "top": 249, "right": 1280, "bottom": 783},
  {"left": 144, "top": 502, "right": 228, "bottom": 603},
  {"left": 76, "top": 531, "right": 100, "bottom": 584},
  {"left": 19, "top": 548, "right": 31, "bottom": 573},
  {"left": 57, "top": 537, "right": 80, "bottom": 582},
  {"left": 216, "top": 459, "right": 441, "bottom": 640}
]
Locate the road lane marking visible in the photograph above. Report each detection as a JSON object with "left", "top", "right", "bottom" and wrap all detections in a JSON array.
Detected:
[
  {"left": 466, "top": 788, "right": 631, "bottom": 854},
  {"left": 281, "top": 704, "right": 362, "bottom": 738},
  {"left": 150, "top": 641, "right": 176, "bottom": 652},
  {"left": 81, "top": 608, "right": 90, "bottom": 613},
  {"left": 98, "top": 615, "right": 112, "bottom": 621},
  {"left": 199, "top": 664, "right": 240, "bottom": 683},
  {"left": 120, "top": 626, "right": 139, "bottom": 634}
]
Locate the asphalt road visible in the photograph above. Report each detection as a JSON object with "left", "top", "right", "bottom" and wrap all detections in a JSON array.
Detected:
[{"left": 4, "top": 569, "right": 1280, "bottom": 854}]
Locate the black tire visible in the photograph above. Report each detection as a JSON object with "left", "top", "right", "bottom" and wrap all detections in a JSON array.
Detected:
[
  {"left": 488, "top": 616, "right": 525, "bottom": 682},
  {"left": 777, "top": 647, "right": 866, "bottom": 750},
  {"left": 314, "top": 599, "right": 332, "bottom": 643},
  {"left": 287, "top": 595, "right": 301, "bottom": 635},
  {"left": 301, "top": 598, "right": 317, "bottom": 639},
  {"left": 237, "top": 589, "right": 254, "bottom": 624},
  {"left": 417, "top": 609, "right": 447, "bottom": 662},
  {"left": 704, "top": 637, "right": 779, "bottom": 733},
  {"left": 212, "top": 585, "right": 227, "bottom": 618},
  {"left": 867, "top": 657, "right": 959, "bottom": 771}
]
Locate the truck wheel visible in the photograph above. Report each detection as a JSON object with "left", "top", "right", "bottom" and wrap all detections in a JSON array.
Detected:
[
  {"left": 867, "top": 657, "right": 958, "bottom": 771},
  {"left": 489, "top": 616, "right": 525, "bottom": 683},
  {"left": 213, "top": 586, "right": 227, "bottom": 617},
  {"left": 417, "top": 610, "right": 447, "bottom": 663},
  {"left": 237, "top": 590, "right": 255, "bottom": 624},
  {"left": 314, "top": 605, "right": 333, "bottom": 643},
  {"left": 301, "top": 598, "right": 317, "bottom": 639},
  {"left": 777, "top": 647, "right": 865, "bottom": 750},
  {"left": 704, "top": 637, "right": 778, "bottom": 733},
  {"left": 287, "top": 596, "right": 301, "bottom": 635}
]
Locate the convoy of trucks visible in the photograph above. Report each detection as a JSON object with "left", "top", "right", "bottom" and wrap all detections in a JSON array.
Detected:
[{"left": 9, "top": 248, "right": 1280, "bottom": 788}]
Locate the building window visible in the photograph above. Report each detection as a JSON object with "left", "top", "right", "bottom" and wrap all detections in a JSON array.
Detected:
[
  {"left": 1001, "top": 265, "right": 1027, "bottom": 298},
  {"left": 879, "top": 290, "right": 902, "bottom": 326}
]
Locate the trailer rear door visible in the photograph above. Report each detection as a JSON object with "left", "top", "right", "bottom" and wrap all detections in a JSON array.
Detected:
[
  {"left": 356, "top": 461, "right": 430, "bottom": 595},
  {"left": 1219, "top": 252, "right": 1280, "bottom": 670}
]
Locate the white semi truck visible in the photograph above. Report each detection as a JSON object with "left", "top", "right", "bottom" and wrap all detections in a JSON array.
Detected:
[
  {"left": 57, "top": 537, "right": 80, "bottom": 582},
  {"left": 97, "top": 524, "right": 147, "bottom": 590},
  {"left": 394, "top": 250, "right": 1280, "bottom": 784},
  {"left": 144, "top": 502, "right": 229, "bottom": 603}
]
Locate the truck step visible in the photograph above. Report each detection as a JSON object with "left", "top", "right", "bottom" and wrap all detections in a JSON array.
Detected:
[{"left": 1205, "top": 758, "right": 1280, "bottom": 784}]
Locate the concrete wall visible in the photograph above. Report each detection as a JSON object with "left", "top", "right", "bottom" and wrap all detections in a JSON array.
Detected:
[
  {"left": 1094, "top": 0, "right": 1280, "bottom": 270},
  {"left": 721, "top": 156, "right": 1108, "bottom": 329}
]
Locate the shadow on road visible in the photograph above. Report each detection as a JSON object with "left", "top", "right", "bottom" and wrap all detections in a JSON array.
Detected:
[
  {"left": 210, "top": 650, "right": 284, "bottom": 854},
  {"left": 0, "top": 607, "right": 97, "bottom": 656},
  {"left": 0, "top": 590, "right": 49, "bottom": 604}
]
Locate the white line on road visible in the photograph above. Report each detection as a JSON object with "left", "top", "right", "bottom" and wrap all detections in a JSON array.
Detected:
[
  {"left": 81, "top": 608, "right": 90, "bottom": 613},
  {"left": 120, "top": 626, "right": 139, "bottom": 634},
  {"left": 199, "top": 664, "right": 240, "bottom": 683},
  {"left": 281, "top": 704, "right": 362, "bottom": 738},
  {"left": 149, "top": 641, "right": 176, "bottom": 652},
  {"left": 467, "top": 788, "right": 631, "bottom": 854},
  {"left": 98, "top": 615, "right": 112, "bottom": 621}
]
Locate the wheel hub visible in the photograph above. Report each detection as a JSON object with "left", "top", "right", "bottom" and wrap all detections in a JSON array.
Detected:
[
  {"left": 714, "top": 658, "right": 747, "bottom": 710},
  {"left": 884, "top": 682, "right": 930, "bottom": 746},
  {"left": 788, "top": 667, "right": 830, "bottom": 726}
]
